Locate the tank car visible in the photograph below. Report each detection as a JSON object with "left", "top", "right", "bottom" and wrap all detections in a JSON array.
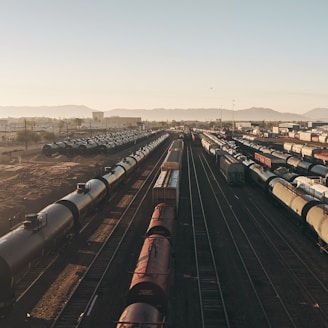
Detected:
[
  {"left": 63, "top": 141, "right": 81, "bottom": 156},
  {"left": 127, "top": 235, "right": 171, "bottom": 313},
  {"left": 301, "top": 145, "right": 326, "bottom": 160},
  {"left": 273, "top": 167, "right": 299, "bottom": 182},
  {"left": 0, "top": 133, "right": 170, "bottom": 315},
  {"left": 146, "top": 203, "right": 175, "bottom": 238},
  {"left": 287, "top": 157, "right": 314, "bottom": 175},
  {"left": 310, "top": 164, "right": 328, "bottom": 180},
  {"left": 293, "top": 176, "right": 328, "bottom": 202},
  {"left": 0, "top": 203, "right": 75, "bottom": 313},
  {"left": 56, "top": 179, "right": 108, "bottom": 226},
  {"left": 269, "top": 180, "right": 319, "bottom": 222},
  {"left": 306, "top": 204, "right": 328, "bottom": 251},
  {"left": 270, "top": 150, "right": 292, "bottom": 163},
  {"left": 247, "top": 163, "right": 277, "bottom": 190},
  {"left": 283, "top": 142, "right": 294, "bottom": 153},
  {"left": 77, "top": 140, "right": 98, "bottom": 155},
  {"left": 291, "top": 143, "right": 303, "bottom": 156},
  {"left": 296, "top": 160, "right": 314, "bottom": 175},
  {"left": 41, "top": 141, "right": 67, "bottom": 157},
  {"left": 116, "top": 303, "right": 164, "bottom": 328}
]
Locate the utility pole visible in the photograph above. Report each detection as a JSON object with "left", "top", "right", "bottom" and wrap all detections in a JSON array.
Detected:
[
  {"left": 232, "top": 99, "right": 235, "bottom": 135},
  {"left": 24, "top": 118, "right": 28, "bottom": 151},
  {"left": 220, "top": 106, "right": 223, "bottom": 129}
]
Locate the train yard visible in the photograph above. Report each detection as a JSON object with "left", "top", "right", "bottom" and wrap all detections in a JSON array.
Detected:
[{"left": 2, "top": 132, "right": 328, "bottom": 327}]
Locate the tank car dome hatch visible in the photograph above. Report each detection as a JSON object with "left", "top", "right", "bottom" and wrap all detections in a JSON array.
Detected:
[
  {"left": 23, "top": 213, "right": 46, "bottom": 231},
  {"left": 76, "top": 182, "right": 89, "bottom": 193},
  {"left": 104, "top": 166, "right": 114, "bottom": 174}
]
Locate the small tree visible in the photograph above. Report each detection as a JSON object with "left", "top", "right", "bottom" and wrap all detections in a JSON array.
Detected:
[
  {"left": 16, "top": 130, "right": 41, "bottom": 149},
  {"left": 41, "top": 131, "right": 56, "bottom": 143},
  {"left": 74, "top": 118, "right": 84, "bottom": 128}
]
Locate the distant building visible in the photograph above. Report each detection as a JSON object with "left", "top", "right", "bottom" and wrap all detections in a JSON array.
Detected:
[
  {"left": 236, "top": 122, "right": 252, "bottom": 131},
  {"left": 92, "top": 111, "right": 104, "bottom": 121},
  {"left": 308, "top": 121, "right": 328, "bottom": 129},
  {"left": 104, "top": 116, "right": 142, "bottom": 129},
  {"left": 278, "top": 122, "right": 300, "bottom": 131}
]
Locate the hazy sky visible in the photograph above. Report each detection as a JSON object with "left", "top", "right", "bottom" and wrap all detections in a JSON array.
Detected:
[{"left": 0, "top": 0, "right": 327, "bottom": 114}]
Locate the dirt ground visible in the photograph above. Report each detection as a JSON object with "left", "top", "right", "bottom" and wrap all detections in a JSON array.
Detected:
[{"left": 0, "top": 146, "right": 123, "bottom": 237}]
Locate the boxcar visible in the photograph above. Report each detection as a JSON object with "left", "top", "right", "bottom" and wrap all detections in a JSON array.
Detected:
[
  {"left": 219, "top": 153, "right": 245, "bottom": 185},
  {"left": 152, "top": 170, "right": 179, "bottom": 208}
]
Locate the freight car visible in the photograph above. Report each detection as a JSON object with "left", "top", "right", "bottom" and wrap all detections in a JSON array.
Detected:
[
  {"left": 254, "top": 152, "right": 286, "bottom": 170},
  {"left": 293, "top": 176, "right": 328, "bottom": 203},
  {"left": 152, "top": 169, "right": 180, "bottom": 209},
  {"left": 116, "top": 203, "right": 176, "bottom": 327},
  {"left": 146, "top": 203, "right": 175, "bottom": 239},
  {"left": 314, "top": 152, "right": 328, "bottom": 164},
  {"left": 161, "top": 139, "right": 184, "bottom": 171},
  {"left": 41, "top": 129, "right": 159, "bottom": 157},
  {"left": 126, "top": 234, "right": 171, "bottom": 312},
  {"left": 200, "top": 133, "right": 245, "bottom": 185},
  {"left": 116, "top": 303, "right": 164, "bottom": 328},
  {"left": 216, "top": 150, "right": 245, "bottom": 185},
  {"left": 200, "top": 134, "right": 217, "bottom": 156},
  {"left": 273, "top": 167, "right": 299, "bottom": 183},
  {"left": 243, "top": 160, "right": 328, "bottom": 253},
  {"left": 0, "top": 133, "right": 169, "bottom": 315}
]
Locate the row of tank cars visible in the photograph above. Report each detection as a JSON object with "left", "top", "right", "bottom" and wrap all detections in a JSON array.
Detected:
[
  {"left": 236, "top": 137, "right": 328, "bottom": 181},
  {"left": 200, "top": 132, "right": 245, "bottom": 185},
  {"left": 205, "top": 133, "right": 328, "bottom": 253},
  {"left": 116, "top": 140, "right": 183, "bottom": 327},
  {"left": 288, "top": 130, "right": 328, "bottom": 144},
  {"left": 116, "top": 203, "right": 176, "bottom": 327},
  {"left": 0, "top": 133, "right": 169, "bottom": 316},
  {"left": 41, "top": 129, "right": 159, "bottom": 157}
]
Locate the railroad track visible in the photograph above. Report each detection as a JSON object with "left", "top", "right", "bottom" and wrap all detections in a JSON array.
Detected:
[
  {"left": 197, "top": 149, "right": 328, "bottom": 327},
  {"left": 186, "top": 145, "right": 230, "bottom": 328},
  {"left": 50, "top": 147, "right": 169, "bottom": 328}
]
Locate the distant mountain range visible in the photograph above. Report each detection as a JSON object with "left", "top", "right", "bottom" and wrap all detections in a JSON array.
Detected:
[{"left": 0, "top": 105, "right": 327, "bottom": 122}]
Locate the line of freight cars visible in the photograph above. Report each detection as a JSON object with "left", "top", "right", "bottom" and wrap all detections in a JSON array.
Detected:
[
  {"left": 0, "top": 133, "right": 169, "bottom": 316},
  {"left": 41, "top": 129, "right": 160, "bottom": 157},
  {"left": 235, "top": 138, "right": 328, "bottom": 181},
  {"left": 116, "top": 203, "right": 176, "bottom": 327},
  {"left": 200, "top": 132, "right": 245, "bottom": 185},
  {"left": 283, "top": 142, "right": 328, "bottom": 164},
  {"left": 243, "top": 159, "right": 328, "bottom": 253},
  {"left": 152, "top": 139, "right": 184, "bottom": 208},
  {"left": 116, "top": 140, "right": 181, "bottom": 326}
]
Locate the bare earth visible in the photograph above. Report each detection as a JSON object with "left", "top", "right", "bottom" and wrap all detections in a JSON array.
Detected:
[{"left": 0, "top": 146, "right": 121, "bottom": 237}]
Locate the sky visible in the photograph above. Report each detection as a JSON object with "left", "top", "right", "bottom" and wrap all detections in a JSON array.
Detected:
[{"left": 0, "top": 0, "right": 327, "bottom": 115}]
